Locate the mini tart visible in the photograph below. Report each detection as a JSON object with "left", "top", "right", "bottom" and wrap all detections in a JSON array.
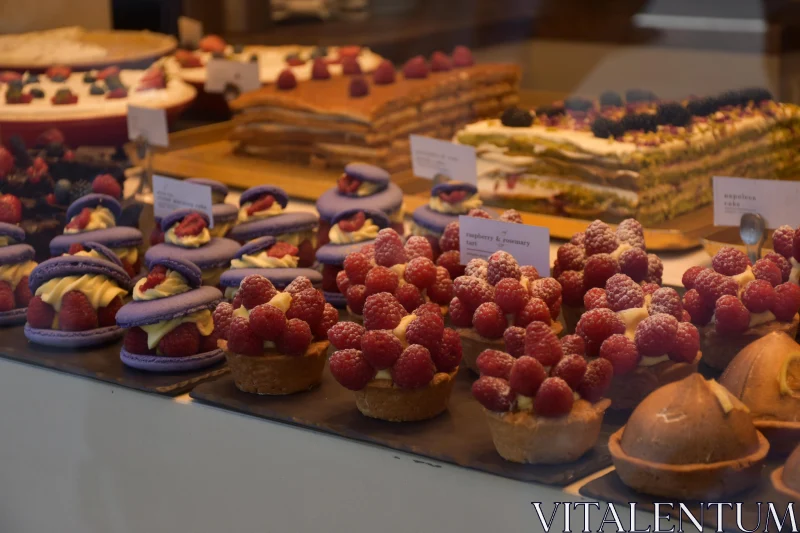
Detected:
[
  {"left": 720, "top": 331, "right": 800, "bottom": 455},
  {"left": 221, "top": 339, "right": 329, "bottom": 395},
  {"left": 353, "top": 370, "right": 457, "bottom": 422},
  {"left": 484, "top": 398, "right": 610, "bottom": 464},
  {"left": 699, "top": 314, "right": 799, "bottom": 371},
  {"left": 456, "top": 322, "right": 563, "bottom": 374},
  {"left": 770, "top": 445, "right": 800, "bottom": 500},
  {"left": 606, "top": 351, "right": 701, "bottom": 411},
  {"left": 610, "top": 374, "right": 770, "bottom": 499}
]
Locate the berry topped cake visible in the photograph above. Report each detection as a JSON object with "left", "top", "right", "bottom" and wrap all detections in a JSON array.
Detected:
[
  {"left": 328, "top": 292, "right": 462, "bottom": 422},
  {"left": 682, "top": 246, "right": 800, "bottom": 370},
  {"left": 472, "top": 347, "right": 611, "bottom": 464},
  {"left": 554, "top": 218, "right": 663, "bottom": 332},
  {"left": 214, "top": 274, "right": 337, "bottom": 395},
  {"left": 455, "top": 89, "right": 800, "bottom": 224}
]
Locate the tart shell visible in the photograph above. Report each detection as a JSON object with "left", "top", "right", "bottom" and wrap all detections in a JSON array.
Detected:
[
  {"left": 607, "top": 351, "right": 701, "bottom": 411},
  {"left": 353, "top": 370, "right": 457, "bottom": 422},
  {"left": 699, "top": 315, "right": 799, "bottom": 371}
]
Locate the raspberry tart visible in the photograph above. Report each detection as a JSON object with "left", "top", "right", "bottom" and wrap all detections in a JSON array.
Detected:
[
  {"left": 116, "top": 257, "right": 224, "bottom": 372},
  {"left": 682, "top": 246, "right": 800, "bottom": 370},
  {"left": 554, "top": 219, "right": 663, "bottom": 332},
  {"left": 215, "top": 274, "right": 336, "bottom": 395},
  {"left": 25, "top": 249, "right": 132, "bottom": 347},
  {"left": 720, "top": 331, "right": 800, "bottom": 455},
  {"left": 472, "top": 347, "right": 612, "bottom": 464},
  {"left": 328, "top": 292, "right": 462, "bottom": 421},
  {"left": 771, "top": 445, "right": 800, "bottom": 501},
  {"left": 610, "top": 374, "right": 769, "bottom": 499},
  {"left": 573, "top": 273, "right": 701, "bottom": 410},
  {"left": 0, "top": 223, "right": 37, "bottom": 325}
]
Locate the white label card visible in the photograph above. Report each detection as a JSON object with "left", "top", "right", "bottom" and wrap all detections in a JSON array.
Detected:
[
  {"left": 152, "top": 175, "right": 215, "bottom": 228},
  {"left": 458, "top": 216, "right": 550, "bottom": 275},
  {"left": 178, "top": 16, "right": 204, "bottom": 48},
  {"left": 409, "top": 135, "right": 477, "bottom": 184},
  {"left": 205, "top": 59, "right": 260, "bottom": 96},
  {"left": 713, "top": 176, "right": 800, "bottom": 228},
  {"left": 127, "top": 105, "right": 169, "bottom": 147}
]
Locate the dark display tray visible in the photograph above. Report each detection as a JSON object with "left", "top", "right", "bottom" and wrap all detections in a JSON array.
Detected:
[
  {"left": 190, "top": 367, "right": 621, "bottom": 486},
  {"left": 0, "top": 325, "right": 228, "bottom": 396}
]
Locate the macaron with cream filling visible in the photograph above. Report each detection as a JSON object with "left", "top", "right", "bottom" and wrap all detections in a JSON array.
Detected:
[
  {"left": 0, "top": 223, "right": 37, "bottom": 325},
  {"left": 412, "top": 181, "right": 482, "bottom": 237}
]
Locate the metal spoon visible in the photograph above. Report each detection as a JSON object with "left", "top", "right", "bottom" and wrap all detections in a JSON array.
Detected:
[{"left": 740, "top": 212, "right": 766, "bottom": 264}]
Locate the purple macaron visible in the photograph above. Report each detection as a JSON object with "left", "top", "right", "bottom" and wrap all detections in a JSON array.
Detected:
[
  {"left": 160, "top": 209, "right": 211, "bottom": 233},
  {"left": 66, "top": 193, "right": 122, "bottom": 222},
  {"left": 0, "top": 222, "right": 26, "bottom": 245},
  {"left": 187, "top": 178, "right": 229, "bottom": 204},
  {"left": 0, "top": 228, "right": 36, "bottom": 326},
  {"left": 316, "top": 208, "right": 390, "bottom": 266},
  {"left": 412, "top": 181, "right": 482, "bottom": 235},
  {"left": 238, "top": 185, "right": 289, "bottom": 209}
]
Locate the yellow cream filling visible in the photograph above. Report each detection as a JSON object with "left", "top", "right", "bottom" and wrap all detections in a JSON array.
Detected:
[
  {"left": 231, "top": 252, "right": 298, "bottom": 269},
  {"left": 232, "top": 291, "right": 292, "bottom": 320},
  {"left": 388, "top": 203, "right": 405, "bottom": 224},
  {"left": 428, "top": 193, "right": 481, "bottom": 214},
  {"left": 355, "top": 181, "right": 381, "bottom": 197},
  {"left": 209, "top": 221, "right": 234, "bottom": 238},
  {"left": 35, "top": 274, "right": 127, "bottom": 312},
  {"left": 133, "top": 270, "right": 191, "bottom": 301},
  {"left": 328, "top": 218, "right": 379, "bottom": 245},
  {"left": 224, "top": 286, "right": 238, "bottom": 300},
  {"left": 238, "top": 201, "right": 283, "bottom": 222},
  {"left": 200, "top": 267, "right": 226, "bottom": 287},
  {"left": 113, "top": 246, "right": 139, "bottom": 266},
  {"left": 0, "top": 236, "right": 12, "bottom": 246},
  {"left": 64, "top": 206, "right": 116, "bottom": 234},
  {"left": 0, "top": 260, "right": 36, "bottom": 290},
  {"left": 165, "top": 224, "right": 211, "bottom": 248},
  {"left": 141, "top": 309, "right": 214, "bottom": 350}
]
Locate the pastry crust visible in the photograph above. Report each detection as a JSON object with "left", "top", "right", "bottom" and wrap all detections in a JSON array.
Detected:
[
  {"left": 457, "top": 321, "right": 563, "bottom": 374},
  {"left": 221, "top": 340, "right": 329, "bottom": 395},
  {"left": 771, "top": 466, "right": 800, "bottom": 501},
  {"left": 353, "top": 370, "right": 457, "bottom": 422},
  {"left": 606, "top": 351, "right": 701, "bottom": 411},
  {"left": 699, "top": 315, "right": 799, "bottom": 371},
  {"left": 484, "top": 398, "right": 610, "bottom": 464}
]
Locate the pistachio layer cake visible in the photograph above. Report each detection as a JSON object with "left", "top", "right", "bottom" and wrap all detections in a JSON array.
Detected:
[{"left": 455, "top": 89, "right": 800, "bottom": 225}]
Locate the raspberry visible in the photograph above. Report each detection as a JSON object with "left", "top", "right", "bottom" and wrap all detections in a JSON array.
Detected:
[
  {"left": 681, "top": 310, "right": 692, "bottom": 323},
  {"left": 227, "top": 316, "right": 263, "bottom": 356},
  {"left": 406, "top": 313, "right": 445, "bottom": 350},
  {"left": 58, "top": 290, "right": 98, "bottom": 331},
  {"left": 570, "top": 232, "right": 586, "bottom": 246},
  {"left": 447, "top": 297, "right": 470, "bottom": 328},
  {"left": 584, "top": 220, "right": 619, "bottom": 256},
  {"left": 392, "top": 344, "right": 435, "bottom": 388},
  {"left": 583, "top": 288, "right": 609, "bottom": 310},
  {"left": 514, "top": 297, "right": 551, "bottom": 328},
  {"left": 494, "top": 278, "right": 529, "bottom": 314},
  {"left": 599, "top": 334, "right": 640, "bottom": 375},
  {"left": 682, "top": 265, "right": 707, "bottom": 290},
  {"left": 467, "top": 208, "right": 492, "bottom": 219},
  {"left": 765, "top": 252, "right": 792, "bottom": 282},
  {"left": 0, "top": 194, "right": 22, "bottom": 224},
  {"left": 487, "top": 251, "right": 521, "bottom": 285},
  {"left": 0, "top": 281, "right": 14, "bottom": 312},
  {"left": 402, "top": 56, "right": 429, "bottom": 79},
  {"left": 712, "top": 247, "right": 750, "bottom": 276},
  {"left": 583, "top": 253, "right": 620, "bottom": 289},
  {"left": 560, "top": 334, "right": 585, "bottom": 356},
  {"left": 648, "top": 287, "right": 683, "bottom": 320},
  {"left": 287, "top": 275, "right": 315, "bottom": 294},
  {"left": 342, "top": 56, "right": 362, "bottom": 75},
  {"left": 65, "top": 207, "right": 91, "bottom": 231},
  {"left": 91, "top": 174, "right": 122, "bottom": 199},
  {"left": 430, "top": 328, "right": 462, "bottom": 372},
  {"left": 315, "top": 303, "right": 338, "bottom": 340},
  {"left": 404, "top": 257, "right": 437, "bottom": 289},
  {"left": 453, "top": 275, "right": 494, "bottom": 311},
  {"left": 618, "top": 247, "right": 648, "bottom": 283},
  {"left": 200, "top": 328, "right": 222, "bottom": 353},
  {"left": 158, "top": 323, "right": 200, "bottom": 357},
  {"left": 452, "top": 45, "right": 475, "bottom": 67},
  {"left": 239, "top": 275, "right": 278, "bottom": 310},
  {"left": 472, "top": 376, "right": 513, "bottom": 412},
  {"left": 139, "top": 265, "right": 168, "bottom": 293},
  {"left": 476, "top": 349, "right": 516, "bottom": 379},
  {"left": 374, "top": 229, "right": 407, "bottom": 267},
  {"left": 427, "top": 267, "right": 454, "bottom": 304},
  {"left": 330, "top": 349, "right": 375, "bottom": 390},
  {"left": 124, "top": 327, "right": 153, "bottom": 355},
  {"left": 349, "top": 77, "right": 369, "bottom": 98},
  {"left": 395, "top": 283, "right": 425, "bottom": 313},
  {"left": 267, "top": 242, "right": 299, "bottom": 258},
  {"left": 362, "top": 292, "right": 406, "bottom": 330},
  {"left": 503, "top": 326, "right": 526, "bottom": 357},
  {"left": 97, "top": 296, "right": 123, "bottom": 327},
  {"left": 249, "top": 303, "right": 287, "bottom": 342},
  {"left": 752, "top": 259, "right": 782, "bottom": 287},
  {"left": 557, "top": 271, "right": 584, "bottom": 307},
  {"left": 507, "top": 356, "right": 547, "bottom": 396},
  {"left": 534, "top": 377, "right": 574, "bottom": 417},
  {"left": 576, "top": 308, "right": 625, "bottom": 357},
  {"left": 556, "top": 243, "right": 585, "bottom": 271},
  {"left": 465, "top": 258, "right": 488, "bottom": 280},
  {"left": 635, "top": 314, "right": 678, "bottom": 356},
  {"left": 499, "top": 209, "right": 523, "bottom": 223},
  {"left": 694, "top": 269, "right": 738, "bottom": 305},
  {"left": 645, "top": 254, "right": 664, "bottom": 285},
  {"left": 520, "top": 265, "right": 541, "bottom": 281},
  {"left": 277, "top": 318, "right": 313, "bottom": 356},
  {"left": 404, "top": 236, "right": 433, "bottom": 261},
  {"left": 741, "top": 280, "right": 775, "bottom": 314},
  {"left": 529, "top": 277, "right": 561, "bottom": 309},
  {"left": 577, "top": 358, "right": 614, "bottom": 402},
  {"left": 343, "top": 252, "right": 371, "bottom": 285},
  {"left": 772, "top": 283, "right": 800, "bottom": 322},
  {"left": 772, "top": 225, "right": 795, "bottom": 259},
  {"left": 642, "top": 283, "right": 660, "bottom": 296},
  {"left": 68, "top": 243, "right": 85, "bottom": 255},
  {"left": 550, "top": 353, "right": 587, "bottom": 389},
  {"left": 436, "top": 250, "right": 465, "bottom": 279},
  {"left": 360, "top": 329, "right": 403, "bottom": 369},
  {"left": 372, "top": 59, "right": 396, "bottom": 85},
  {"left": 714, "top": 295, "right": 751, "bottom": 335},
  {"left": 213, "top": 302, "right": 234, "bottom": 340},
  {"left": 670, "top": 322, "right": 699, "bottom": 363},
  {"left": 524, "top": 321, "right": 563, "bottom": 366},
  {"left": 683, "top": 289, "right": 713, "bottom": 326},
  {"left": 328, "top": 321, "right": 366, "bottom": 350},
  {"left": 345, "top": 284, "right": 367, "bottom": 314},
  {"left": 472, "top": 302, "right": 507, "bottom": 339},
  {"left": 439, "top": 221, "right": 460, "bottom": 252},
  {"left": 27, "top": 296, "right": 55, "bottom": 328},
  {"left": 336, "top": 270, "right": 352, "bottom": 295},
  {"left": 415, "top": 302, "right": 442, "bottom": 317},
  {"left": 173, "top": 213, "right": 207, "bottom": 237},
  {"left": 286, "top": 288, "right": 325, "bottom": 329},
  {"left": 605, "top": 274, "right": 644, "bottom": 312},
  {"left": 365, "top": 266, "right": 399, "bottom": 297},
  {"left": 616, "top": 219, "right": 645, "bottom": 249}
]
